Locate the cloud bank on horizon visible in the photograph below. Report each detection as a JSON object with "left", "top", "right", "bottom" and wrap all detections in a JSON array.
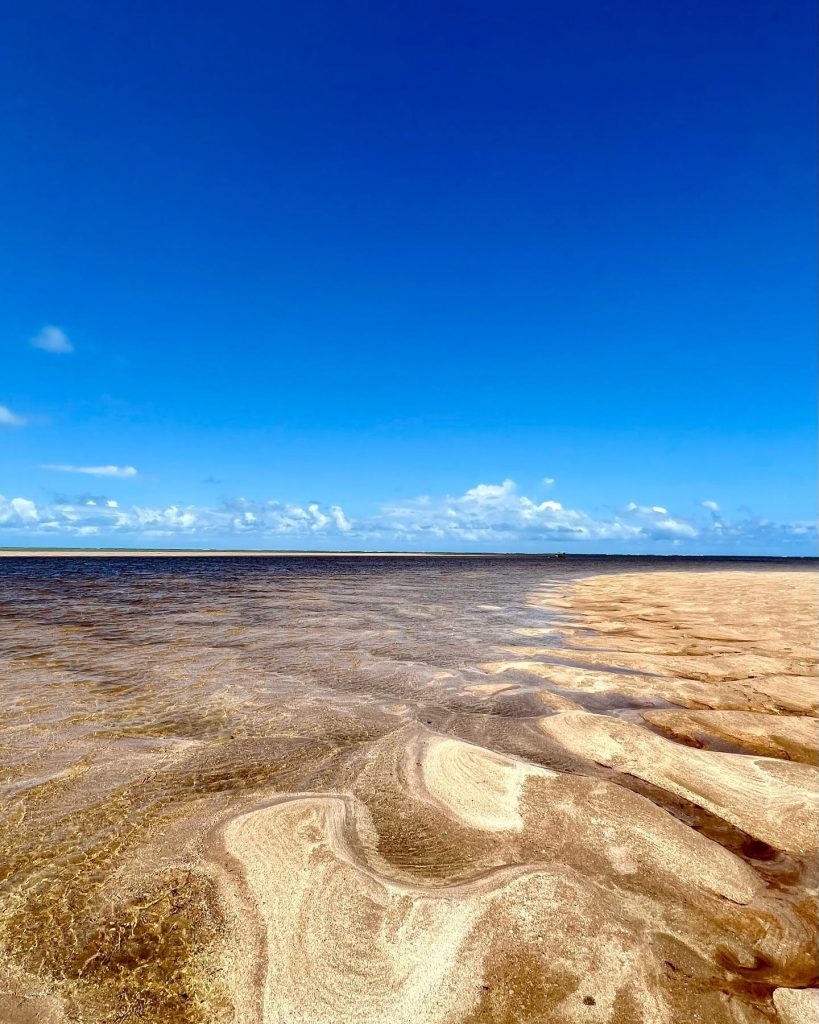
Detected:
[{"left": 0, "top": 479, "right": 813, "bottom": 554}]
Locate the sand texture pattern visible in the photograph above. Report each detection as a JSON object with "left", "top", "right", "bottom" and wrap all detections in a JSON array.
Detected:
[
  {"left": 0, "top": 559, "right": 816, "bottom": 1023},
  {"left": 643, "top": 710, "right": 819, "bottom": 765},
  {"left": 214, "top": 730, "right": 816, "bottom": 1024},
  {"left": 539, "top": 711, "right": 818, "bottom": 853}
]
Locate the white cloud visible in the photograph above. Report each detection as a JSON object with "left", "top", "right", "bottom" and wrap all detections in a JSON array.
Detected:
[
  {"left": 30, "top": 325, "right": 74, "bottom": 354},
  {"left": 542, "top": 477, "right": 555, "bottom": 486},
  {"left": 626, "top": 502, "right": 668, "bottom": 515},
  {"left": 701, "top": 500, "right": 720, "bottom": 512},
  {"left": 8, "top": 498, "right": 38, "bottom": 522},
  {"left": 41, "top": 464, "right": 139, "bottom": 478},
  {"left": 461, "top": 479, "right": 517, "bottom": 503},
  {"left": 330, "top": 505, "right": 351, "bottom": 531},
  {"left": 378, "top": 485, "right": 698, "bottom": 544},
  {"left": 0, "top": 481, "right": 812, "bottom": 553},
  {"left": 0, "top": 405, "right": 27, "bottom": 427}
]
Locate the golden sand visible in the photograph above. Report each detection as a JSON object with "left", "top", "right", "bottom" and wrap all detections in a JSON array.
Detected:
[
  {"left": 643, "top": 710, "right": 819, "bottom": 765},
  {"left": 463, "top": 681, "right": 520, "bottom": 696},
  {"left": 540, "top": 710, "right": 818, "bottom": 853},
  {"left": 215, "top": 729, "right": 815, "bottom": 1023},
  {"left": 0, "top": 566, "right": 816, "bottom": 1022},
  {"left": 773, "top": 987, "right": 819, "bottom": 1024}
]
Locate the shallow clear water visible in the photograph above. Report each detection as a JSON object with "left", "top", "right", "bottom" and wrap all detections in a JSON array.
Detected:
[{"left": 0, "top": 554, "right": 813, "bottom": 1022}]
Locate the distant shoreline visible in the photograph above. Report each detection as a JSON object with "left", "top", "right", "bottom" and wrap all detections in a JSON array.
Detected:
[
  {"left": 0, "top": 548, "right": 565, "bottom": 558},
  {"left": 0, "top": 549, "right": 814, "bottom": 560}
]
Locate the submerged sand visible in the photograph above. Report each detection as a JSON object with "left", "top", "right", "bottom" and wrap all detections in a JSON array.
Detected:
[{"left": 0, "top": 565, "right": 816, "bottom": 1022}]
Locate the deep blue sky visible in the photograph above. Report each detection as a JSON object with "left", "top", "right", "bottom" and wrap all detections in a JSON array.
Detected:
[{"left": 1, "top": 1, "right": 815, "bottom": 552}]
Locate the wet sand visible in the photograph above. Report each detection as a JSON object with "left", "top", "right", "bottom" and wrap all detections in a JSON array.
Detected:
[{"left": 0, "top": 559, "right": 816, "bottom": 1022}]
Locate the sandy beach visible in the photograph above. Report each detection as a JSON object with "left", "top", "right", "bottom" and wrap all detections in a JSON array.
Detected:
[
  {"left": 0, "top": 560, "right": 816, "bottom": 1023},
  {"left": 4, "top": 0, "right": 813, "bottom": 1017}
]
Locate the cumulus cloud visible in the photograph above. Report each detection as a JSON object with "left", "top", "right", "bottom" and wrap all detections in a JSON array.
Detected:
[
  {"left": 0, "top": 480, "right": 812, "bottom": 553},
  {"left": 701, "top": 500, "right": 720, "bottom": 512},
  {"left": 41, "top": 464, "right": 139, "bottom": 478},
  {"left": 0, "top": 494, "right": 357, "bottom": 541},
  {"left": 542, "top": 477, "right": 555, "bottom": 486},
  {"left": 381, "top": 484, "right": 702, "bottom": 543},
  {"left": 0, "top": 497, "right": 38, "bottom": 523},
  {"left": 30, "top": 325, "right": 74, "bottom": 354},
  {"left": 0, "top": 405, "right": 27, "bottom": 427}
]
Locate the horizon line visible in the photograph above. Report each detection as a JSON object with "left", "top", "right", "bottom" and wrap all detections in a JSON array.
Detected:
[{"left": 0, "top": 547, "right": 814, "bottom": 560}]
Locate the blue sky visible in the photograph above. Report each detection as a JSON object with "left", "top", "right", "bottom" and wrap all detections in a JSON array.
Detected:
[{"left": 1, "top": 1, "right": 815, "bottom": 553}]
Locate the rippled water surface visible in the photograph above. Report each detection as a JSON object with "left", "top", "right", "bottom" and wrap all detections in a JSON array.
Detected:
[{"left": 0, "top": 554, "right": 812, "bottom": 1022}]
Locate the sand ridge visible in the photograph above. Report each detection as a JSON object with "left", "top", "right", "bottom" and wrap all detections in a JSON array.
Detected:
[
  {"left": 643, "top": 710, "right": 819, "bottom": 765},
  {"left": 540, "top": 711, "right": 819, "bottom": 854},
  {"left": 211, "top": 726, "right": 817, "bottom": 1023}
]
